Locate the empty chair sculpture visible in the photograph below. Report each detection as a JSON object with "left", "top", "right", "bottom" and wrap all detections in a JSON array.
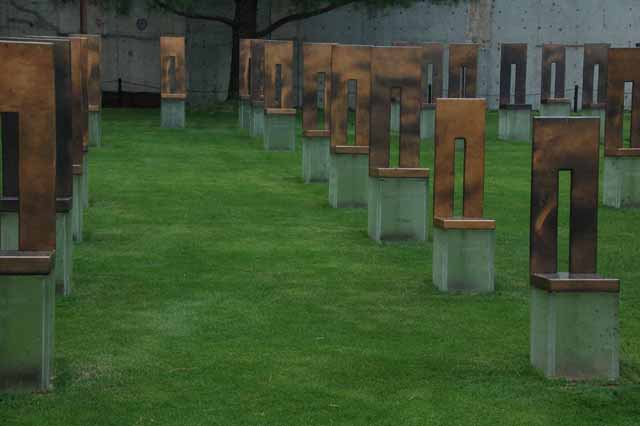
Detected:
[
  {"left": 160, "top": 36, "right": 187, "bottom": 128},
  {"left": 238, "top": 38, "right": 253, "bottom": 131},
  {"left": 539, "top": 44, "right": 571, "bottom": 116},
  {"left": 498, "top": 43, "right": 532, "bottom": 142},
  {"left": 249, "top": 39, "right": 265, "bottom": 138},
  {"left": 263, "top": 40, "right": 296, "bottom": 151},
  {"left": 582, "top": 44, "right": 609, "bottom": 143}
]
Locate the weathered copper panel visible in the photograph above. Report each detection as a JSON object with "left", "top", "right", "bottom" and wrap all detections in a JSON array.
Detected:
[
  {"left": 448, "top": 44, "right": 479, "bottom": 98},
  {"left": 330, "top": 45, "right": 371, "bottom": 148},
  {"left": 0, "top": 41, "right": 56, "bottom": 252},
  {"left": 302, "top": 43, "right": 333, "bottom": 131},
  {"left": 239, "top": 39, "right": 252, "bottom": 97},
  {"left": 541, "top": 44, "right": 566, "bottom": 102},
  {"left": 604, "top": 48, "right": 640, "bottom": 156},
  {"left": 0, "top": 36, "right": 73, "bottom": 208},
  {"left": 250, "top": 39, "right": 265, "bottom": 103},
  {"left": 369, "top": 46, "right": 422, "bottom": 172},
  {"left": 433, "top": 98, "right": 487, "bottom": 221},
  {"left": 499, "top": 43, "right": 527, "bottom": 106},
  {"left": 86, "top": 35, "right": 102, "bottom": 112},
  {"left": 530, "top": 117, "right": 599, "bottom": 276},
  {"left": 160, "top": 36, "right": 186, "bottom": 99},
  {"left": 582, "top": 44, "right": 609, "bottom": 109},
  {"left": 394, "top": 42, "right": 444, "bottom": 105},
  {"left": 264, "top": 40, "right": 294, "bottom": 109},
  {"left": 69, "top": 36, "right": 90, "bottom": 158}
]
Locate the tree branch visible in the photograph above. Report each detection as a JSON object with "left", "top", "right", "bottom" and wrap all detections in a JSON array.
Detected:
[
  {"left": 151, "top": 0, "right": 236, "bottom": 27},
  {"left": 255, "top": 1, "right": 355, "bottom": 37}
]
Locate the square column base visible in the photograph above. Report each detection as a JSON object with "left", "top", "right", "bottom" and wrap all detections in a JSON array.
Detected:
[
  {"left": 264, "top": 113, "right": 296, "bottom": 151},
  {"left": 89, "top": 110, "right": 102, "bottom": 148},
  {"left": 161, "top": 98, "right": 186, "bottom": 128},
  {"left": 420, "top": 107, "right": 435, "bottom": 140},
  {"left": 390, "top": 101, "right": 400, "bottom": 133},
  {"left": 302, "top": 135, "right": 330, "bottom": 183},
  {"left": 328, "top": 152, "right": 369, "bottom": 208},
  {"left": 530, "top": 286, "right": 619, "bottom": 380},
  {"left": 433, "top": 226, "right": 495, "bottom": 293},
  {"left": 539, "top": 101, "right": 571, "bottom": 117},
  {"left": 0, "top": 272, "right": 56, "bottom": 392},
  {"left": 498, "top": 107, "right": 532, "bottom": 142},
  {"left": 56, "top": 212, "right": 74, "bottom": 296},
  {"left": 73, "top": 175, "right": 84, "bottom": 242},
  {"left": 240, "top": 99, "right": 251, "bottom": 130},
  {"left": 603, "top": 156, "right": 640, "bottom": 208},
  {"left": 82, "top": 153, "right": 89, "bottom": 209},
  {"left": 251, "top": 104, "right": 264, "bottom": 137},
  {"left": 368, "top": 176, "right": 429, "bottom": 242},
  {"left": 582, "top": 107, "right": 605, "bottom": 144}
]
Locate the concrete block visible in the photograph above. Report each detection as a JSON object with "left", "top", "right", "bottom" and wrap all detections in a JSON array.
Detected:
[
  {"left": 420, "top": 107, "right": 435, "bottom": 140},
  {"left": 240, "top": 99, "right": 251, "bottom": 130},
  {"left": 603, "top": 156, "right": 640, "bottom": 208},
  {"left": 0, "top": 272, "right": 56, "bottom": 392},
  {"left": 390, "top": 101, "right": 400, "bottom": 133},
  {"left": 530, "top": 286, "right": 619, "bottom": 381},
  {"left": 498, "top": 107, "right": 532, "bottom": 142},
  {"left": 161, "top": 98, "right": 186, "bottom": 128},
  {"left": 368, "top": 176, "right": 429, "bottom": 242},
  {"left": 82, "top": 154, "right": 89, "bottom": 209},
  {"left": 89, "top": 111, "right": 102, "bottom": 148},
  {"left": 73, "top": 175, "right": 84, "bottom": 243},
  {"left": 582, "top": 108, "right": 605, "bottom": 144},
  {"left": 432, "top": 226, "right": 495, "bottom": 293},
  {"left": 251, "top": 105, "right": 264, "bottom": 138},
  {"left": 264, "top": 113, "right": 296, "bottom": 152},
  {"left": 55, "top": 212, "right": 73, "bottom": 296},
  {"left": 539, "top": 101, "right": 571, "bottom": 117},
  {"left": 302, "top": 136, "right": 330, "bottom": 183},
  {"left": 328, "top": 152, "right": 368, "bottom": 208}
]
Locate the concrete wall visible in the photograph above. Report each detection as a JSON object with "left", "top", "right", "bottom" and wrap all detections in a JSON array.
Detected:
[{"left": 1, "top": 0, "right": 638, "bottom": 108}]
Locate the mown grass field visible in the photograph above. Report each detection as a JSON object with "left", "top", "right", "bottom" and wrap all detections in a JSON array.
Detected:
[{"left": 1, "top": 107, "right": 639, "bottom": 425}]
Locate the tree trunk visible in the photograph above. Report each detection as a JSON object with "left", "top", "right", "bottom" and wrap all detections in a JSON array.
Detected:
[{"left": 228, "top": 0, "right": 258, "bottom": 100}]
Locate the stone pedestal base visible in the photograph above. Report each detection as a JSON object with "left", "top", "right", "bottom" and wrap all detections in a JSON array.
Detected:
[
  {"left": 73, "top": 175, "right": 84, "bottom": 242},
  {"left": 251, "top": 103, "right": 264, "bottom": 137},
  {"left": 433, "top": 224, "right": 495, "bottom": 293},
  {"left": 582, "top": 107, "right": 606, "bottom": 144},
  {"left": 328, "top": 150, "right": 369, "bottom": 208},
  {"left": 161, "top": 98, "right": 186, "bottom": 128},
  {"left": 603, "top": 156, "right": 640, "bottom": 208},
  {"left": 368, "top": 175, "right": 429, "bottom": 242},
  {"left": 240, "top": 99, "right": 251, "bottom": 130},
  {"left": 1, "top": 212, "right": 73, "bottom": 296},
  {"left": 530, "top": 285, "right": 619, "bottom": 380},
  {"left": 302, "top": 132, "right": 330, "bottom": 183},
  {"left": 264, "top": 111, "right": 296, "bottom": 151},
  {"left": 420, "top": 106, "right": 435, "bottom": 140},
  {"left": 0, "top": 272, "right": 55, "bottom": 392},
  {"left": 539, "top": 100, "right": 571, "bottom": 117},
  {"left": 89, "top": 110, "right": 102, "bottom": 148},
  {"left": 56, "top": 212, "right": 73, "bottom": 296},
  {"left": 498, "top": 106, "right": 532, "bottom": 142},
  {"left": 82, "top": 153, "right": 89, "bottom": 209},
  {"left": 390, "top": 101, "right": 400, "bottom": 133}
]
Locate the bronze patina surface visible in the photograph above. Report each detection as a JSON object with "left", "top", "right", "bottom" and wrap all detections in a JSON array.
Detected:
[
  {"left": 433, "top": 98, "right": 493, "bottom": 229},
  {"left": 302, "top": 43, "right": 333, "bottom": 131},
  {"left": 239, "top": 39, "right": 252, "bottom": 98},
  {"left": 448, "top": 43, "right": 479, "bottom": 98},
  {"left": 605, "top": 48, "right": 640, "bottom": 157},
  {"left": 250, "top": 39, "right": 265, "bottom": 104},
  {"left": 0, "top": 41, "right": 56, "bottom": 264},
  {"left": 541, "top": 44, "right": 567, "bottom": 102},
  {"left": 0, "top": 36, "right": 73, "bottom": 213},
  {"left": 369, "top": 46, "right": 425, "bottom": 176},
  {"left": 264, "top": 40, "right": 294, "bottom": 110},
  {"left": 529, "top": 117, "right": 617, "bottom": 292},
  {"left": 86, "top": 35, "right": 102, "bottom": 112},
  {"left": 582, "top": 44, "right": 609, "bottom": 109},
  {"left": 499, "top": 43, "right": 527, "bottom": 106},
  {"left": 330, "top": 44, "right": 371, "bottom": 152},
  {"left": 393, "top": 42, "right": 444, "bottom": 106},
  {"left": 160, "top": 36, "right": 186, "bottom": 100},
  {"left": 69, "top": 36, "right": 90, "bottom": 160}
]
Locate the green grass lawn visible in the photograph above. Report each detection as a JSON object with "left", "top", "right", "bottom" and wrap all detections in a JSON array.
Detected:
[{"left": 1, "top": 107, "right": 640, "bottom": 425}]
